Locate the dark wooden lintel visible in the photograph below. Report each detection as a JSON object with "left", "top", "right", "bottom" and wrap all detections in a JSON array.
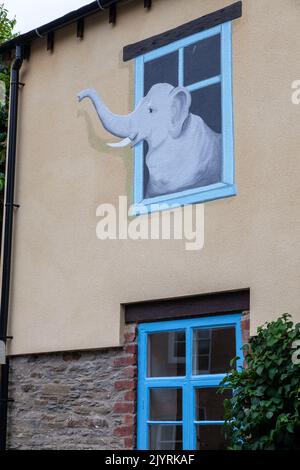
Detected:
[
  {"left": 123, "top": 1, "right": 242, "bottom": 61},
  {"left": 124, "top": 288, "right": 250, "bottom": 323}
]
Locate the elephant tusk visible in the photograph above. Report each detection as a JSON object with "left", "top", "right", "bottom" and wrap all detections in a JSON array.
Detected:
[{"left": 107, "top": 137, "right": 132, "bottom": 148}]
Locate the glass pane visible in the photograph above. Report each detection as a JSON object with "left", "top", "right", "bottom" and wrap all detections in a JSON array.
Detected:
[
  {"left": 193, "top": 327, "right": 236, "bottom": 375},
  {"left": 150, "top": 388, "right": 182, "bottom": 421},
  {"left": 148, "top": 331, "right": 186, "bottom": 377},
  {"left": 190, "top": 82, "right": 222, "bottom": 134},
  {"left": 184, "top": 35, "right": 221, "bottom": 86},
  {"left": 144, "top": 51, "right": 179, "bottom": 96},
  {"left": 196, "top": 425, "right": 228, "bottom": 450},
  {"left": 195, "top": 387, "right": 232, "bottom": 421},
  {"left": 149, "top": 425, "right": 182, "bottom": 450}
]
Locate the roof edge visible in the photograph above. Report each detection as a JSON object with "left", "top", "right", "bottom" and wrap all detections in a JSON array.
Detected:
[{"left": 0, "top": 0, "right": 121, "bottom": 55}]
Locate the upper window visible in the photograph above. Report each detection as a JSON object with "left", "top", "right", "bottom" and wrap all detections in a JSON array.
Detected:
[
  {"left": 137, "top": 314, "right": 243, "bottom": 450},
  {"left": 132, "top": 22, "right": 235, "bottom": 215}
]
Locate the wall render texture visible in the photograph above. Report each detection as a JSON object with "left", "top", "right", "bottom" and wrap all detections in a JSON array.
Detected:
[{"left": 7, "top": 0, "right": 300, "bottom": 356}]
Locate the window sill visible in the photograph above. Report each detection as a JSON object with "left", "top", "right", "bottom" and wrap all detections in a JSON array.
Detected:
[{"left": 130, "top": 182, "right": 237, "bottom": 216}]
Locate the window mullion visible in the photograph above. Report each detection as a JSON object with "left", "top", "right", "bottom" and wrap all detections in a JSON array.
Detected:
[
  {"left": 134, "top": 55, "right": 145, "bottom": 205},
  {"left": 144, "top": 377, "right": 185, "bottom": 388},
  {"left": 184, "top": 326, "right": 194, "bottom": 449},
  {"left": 187, "top": 74, "right": 221, "bottom": 92},
  {"left": 147, "top": 420, "right": 183, "bottom": 425},
  {"left": 178, "top": 47, "right": 184, "bottom": 86},
  {"left": 190, "top": 373, "right": 226, "bottom": 387},
  {"left": 194, "top": 421, "right": 225, "bottom": 425},
  {"left": 137, "top": 328, "right": 148, "bottom": 450}
]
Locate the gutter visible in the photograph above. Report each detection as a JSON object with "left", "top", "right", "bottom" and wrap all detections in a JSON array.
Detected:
[
  {"left": 0, "top": 0, "right": 126, "bottom": 56},
  {"left": 0, "top": 45, "right": 24, "bottom": 451}
]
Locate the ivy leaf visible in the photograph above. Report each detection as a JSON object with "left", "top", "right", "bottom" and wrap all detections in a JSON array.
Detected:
[
  {"left": 287, "top": 423, "right": 294, "bottom": 433},
  {"left": 222, "top": 314, "right": 300, "bottom": 450},
  {"left": 257, "top": 365, "right": 264, "bottom": 376}
]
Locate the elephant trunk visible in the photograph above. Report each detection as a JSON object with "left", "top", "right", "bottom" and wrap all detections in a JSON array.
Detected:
[{"left": 77, "top": 89, "right": 134, "bottom": 139}]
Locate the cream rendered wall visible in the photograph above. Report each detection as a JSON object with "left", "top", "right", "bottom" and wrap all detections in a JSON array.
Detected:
[{"left": 6, "top": 0, "right": 300, "bottom": 355}]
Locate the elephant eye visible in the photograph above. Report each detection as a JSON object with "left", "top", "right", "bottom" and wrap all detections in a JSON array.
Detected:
[{"left": 148, "top": 107, "right": 153, "bottom": 113}]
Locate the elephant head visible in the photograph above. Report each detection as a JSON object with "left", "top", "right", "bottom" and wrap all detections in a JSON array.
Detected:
[{"left": 77, "top": 83, "right": 192, "bottom": 151}]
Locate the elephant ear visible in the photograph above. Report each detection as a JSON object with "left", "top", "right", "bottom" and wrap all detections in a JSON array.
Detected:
[{"left": 169, "top": 87, "right": 192, "bottom": 138}]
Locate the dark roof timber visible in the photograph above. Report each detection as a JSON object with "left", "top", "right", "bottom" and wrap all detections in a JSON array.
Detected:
[
  {"left": 0, "top": 0, "right": 242, "bottom": 59},
  {"left": 0, "top": 0, "right": 129, "bottom": 56}
]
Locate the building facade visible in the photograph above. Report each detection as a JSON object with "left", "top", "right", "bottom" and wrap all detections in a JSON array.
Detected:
[{"left": 0, "top": 0, "right": 300, "bottom": 450}]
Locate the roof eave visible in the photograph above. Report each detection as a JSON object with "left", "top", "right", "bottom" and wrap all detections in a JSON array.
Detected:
[{"left": 0, "top": 0, "right": 121, "bottom": 55}]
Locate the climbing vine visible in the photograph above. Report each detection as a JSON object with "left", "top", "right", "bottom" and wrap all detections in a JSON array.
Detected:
[{"left": 221, "top": 314, "right": 300, "bottom": 450}]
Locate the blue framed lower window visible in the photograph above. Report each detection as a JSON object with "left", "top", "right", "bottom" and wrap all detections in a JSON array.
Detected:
[{"left": 137, "top": 314, "right": 242, "bottom": 450}]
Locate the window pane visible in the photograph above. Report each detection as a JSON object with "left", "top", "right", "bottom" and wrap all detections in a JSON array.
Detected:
[
  {"left": 184, "top": 35, "right": 221, "bottom": 86},
  {"left": 148, "top": 331, "right": 186, "bottom": 377},
  {"left": 196, "top": 425, "right": 228, "bottom": 450},
  {"left": 193, "top": 327, "right": 236, "bottom": 375},
  {"left": 150, "top": 388, "right": 182, "bottom": 421},
  {"left": 190, "top": 82, "right": 222, "bottom": 134},
  {"left": 144, "top": 51, "right": 179, "bottom": 96},
  {"left": 149, "top": 425, "right": 182, "bottom": 450},
  {"left": 195, "top": 387, "right": 232, "bottom": 421}
]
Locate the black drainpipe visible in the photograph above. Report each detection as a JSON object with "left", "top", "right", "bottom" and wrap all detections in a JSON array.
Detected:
[{"left": 0, "top": 45, "right": 24, "bottom": 451}]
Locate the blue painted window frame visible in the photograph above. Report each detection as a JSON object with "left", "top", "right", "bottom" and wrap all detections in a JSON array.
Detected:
[
  {"left": 131, "top": 21, "right": 236, "bottom": 216},
  {"left": 137, "top": 313, "right": 243, "bottom": 450}
]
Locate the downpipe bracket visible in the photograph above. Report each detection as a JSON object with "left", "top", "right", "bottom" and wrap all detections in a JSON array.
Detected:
[
  {"left": 5, "top": 203, "right": 20, "bottom": 209},
  {"left": 10, "top": 81, "right": 25, "bottom": 88}
]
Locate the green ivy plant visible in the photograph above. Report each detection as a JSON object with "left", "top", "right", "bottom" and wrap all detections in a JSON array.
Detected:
[{"left": 220, "top": 314, "right": 300, "bottom": 450}]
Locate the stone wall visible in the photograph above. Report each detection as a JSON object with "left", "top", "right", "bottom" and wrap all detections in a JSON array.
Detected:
[{"left": 7, "top": 323, "right": 138, "bottom": 450}]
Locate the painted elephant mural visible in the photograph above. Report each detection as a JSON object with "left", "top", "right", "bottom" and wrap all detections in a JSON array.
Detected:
[{"left": 77, "top": 83, "right": 221, "bottom": 198}]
